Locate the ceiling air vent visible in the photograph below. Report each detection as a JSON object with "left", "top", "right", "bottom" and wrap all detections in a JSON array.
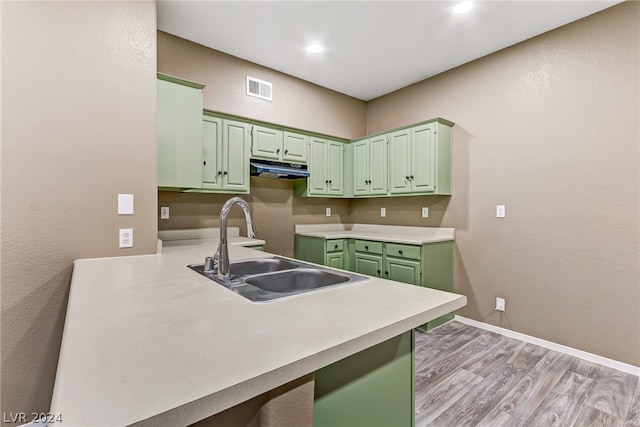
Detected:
[{"left": 246, "top": 76, "right": 273, "bottom": 101}]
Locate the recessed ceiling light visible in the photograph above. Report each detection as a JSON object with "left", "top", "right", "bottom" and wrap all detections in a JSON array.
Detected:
[
  {"left": 453, "top": 0, "right": 474, "bottom": 14},
  {"left": 305, "top": 43, "right": 325, "bottom": 54}
]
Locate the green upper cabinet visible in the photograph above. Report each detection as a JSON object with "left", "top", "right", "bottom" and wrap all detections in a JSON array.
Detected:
[
  {"left": 201, "top": 115, "right": 223, "bottom": 189},
  {"left": 157, "top": 74, "right": 204, "bottom": 189},
  {"left": 221, "top": 119, "right": 251, "bottom": 192},
  {"left": 251, "top": 125, "right": 308, "bottom": 164},
  {"left": 388, "top": 121, "right": 452, "bottom": 196},
  {"left": 251, "top": 125, "right": 282, "bottom": 161},
  {"left": 353, "top": 135, "right": 388, "bottom": 196},
  {"left": 283, "top": 131, "right": 308, "bottom": 163},
  {"left": 199, "top": 115, "right": 250, "bottom": 193},
  {"left": 300, "top": 137, "right": 345, "bottom": 197}
]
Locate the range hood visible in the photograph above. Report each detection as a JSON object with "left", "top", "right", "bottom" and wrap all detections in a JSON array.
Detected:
[{"left": 250, "top": 159, "right": 310, "bottom": 179}]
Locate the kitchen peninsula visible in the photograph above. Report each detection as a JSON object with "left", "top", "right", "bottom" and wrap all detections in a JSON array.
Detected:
[{"left": 49, "top": 233, "right": 466, "bottom": 426}]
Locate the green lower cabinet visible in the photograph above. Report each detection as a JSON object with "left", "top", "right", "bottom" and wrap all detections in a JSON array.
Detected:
[
  {"left": 246, "top": 245, "right": 264, "bottom": 251},
  {"left": 295, "top": 236, "right": 346, "bottom": 269},
  {"left": 314, "top": 330, "right": 414, "bottom": 427},
  {"left": 385, "top": 257, "right": 421, "bottom": 285},
  {"left": 420, "top": 241, "right": 455, "bottom": 330},
  {"left": 294, "top": 235, "right": 456, "bottom": 331},
  {"left": 325, "top": 239, "right": 345, "bottom": 269},
  {"left": 325, "top": 252, "right": 344, "bottom": 269},
  {"left": 354, "top": 253, "right": 383, "bottom": 277}
]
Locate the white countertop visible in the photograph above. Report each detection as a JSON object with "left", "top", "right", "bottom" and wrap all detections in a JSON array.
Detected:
[
  {"left": 50, "top": 238, "right": 466, "bottom": 426},
  {"left": 295, "top": 223, "right": 455, "bottom": 245}
]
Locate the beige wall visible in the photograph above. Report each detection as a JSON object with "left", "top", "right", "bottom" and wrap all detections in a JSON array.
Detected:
[
  {"left": 1, "top": 1, "right": 157, "bottom": 419},
  {"left": 158, "top": 31, "right": 367, "bottom": 140},
  {"left": 360, "top": 2, "right": 639, "bottom": 365}
]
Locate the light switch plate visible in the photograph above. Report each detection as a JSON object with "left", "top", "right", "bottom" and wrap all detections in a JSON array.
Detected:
[
  {"left": 496, "top": 205, "right": 506, "bottom": 218},
  {"left": 325, "top": 207, "right": 331, "bottom": 217},
  {"left": 380, "top": 207, "right": 386, "bottom": 218},
  {"left": 118, "top": 194, "right": 134, "bottom": 215},
  {"left": 422, "top": 207, "right": 429, "bottom": 218}
]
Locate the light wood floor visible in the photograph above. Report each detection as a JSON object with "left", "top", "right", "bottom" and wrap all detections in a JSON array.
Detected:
[{"left": 415, "top": 321, "right": 640, "bottom": 427}]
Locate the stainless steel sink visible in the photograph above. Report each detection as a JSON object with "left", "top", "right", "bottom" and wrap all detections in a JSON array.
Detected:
[
  {"left": 188, "top": 256, "right": 368, "bottom": 302},
  {"left": 245, "top": 268, "right": 350, "bottom": 293},
  {"left": 228, "top": 257, "right": 299, "bottom": 276}
]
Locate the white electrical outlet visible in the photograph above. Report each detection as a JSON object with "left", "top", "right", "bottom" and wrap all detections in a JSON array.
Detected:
[
  {"left": 160, "top": 206, "right": 170, "bottom": 219},
  {"left": 495, "top": 297, "right": 506, "bottom": 312},
  {"left": 326, "top": 207, "right": 331, "bottom": 217},
  {"left": 496, "top": 205, "right": 506, "bottom": 218},
  {"left": 119, "top": 228, "right": 133, "bottom": 248},
  {"left": 422, "top": 207, "right": 429, "bottom": 218},
  {"left": 380, "top": 207, "right": 386, "bottom": 217}
]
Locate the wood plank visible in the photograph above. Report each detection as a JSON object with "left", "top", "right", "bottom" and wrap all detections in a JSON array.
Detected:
[
  {"left": 520, "top": 370, "right": 595, "bottom": 426},
  {"left": 414, "top": 323, "right": 484, "bottom": 367},
  {"left": 428, "top": 343, "right": 548, "bottom": 426},
  {"left": 479, "top": 349, "right": 573, "bottom": 423},
  {"left": 476, "top": 408, "right": 519, "bottom": 427},
  {"left": 458, "top": 337, "right": 528, "bottom": 378},
  {"left": 574, "top": 405, "right": 625, "bottom": 427},
  {"left": 415, "top": 369, "right": 483, "bottom": 427},
  {"left": 585, "top": 366, "right": 639, "bottom": 419},
  {"left": 623, "top": 378, "right": 640, "bottom": 427},
  {"left": 415, "top": 332, "right": 501, "bottom": 394},
  {"left": 570, "top": 357, "right": 603, "bottom": 379}
]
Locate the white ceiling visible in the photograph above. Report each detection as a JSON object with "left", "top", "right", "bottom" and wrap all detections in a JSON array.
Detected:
[{"left": 156, "top": 1, "right": 622, "bottom": 101}]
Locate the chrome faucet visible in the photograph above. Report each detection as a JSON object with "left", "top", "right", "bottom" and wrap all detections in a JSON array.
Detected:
[{"left": 205, "top": 197, "right": 257, "bottom": 281}]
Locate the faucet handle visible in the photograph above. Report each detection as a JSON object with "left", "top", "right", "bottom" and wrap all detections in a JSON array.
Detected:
[{"left": 204, "top": 256, "right": 217, "bottom": 273}]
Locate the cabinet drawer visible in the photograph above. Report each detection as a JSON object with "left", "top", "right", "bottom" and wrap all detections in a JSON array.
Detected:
[
  {"left": 354, "top": 240, "right": 383, "bottom": 255},
  {"left": 326, "top": 239, "right": 344, "bottom": 253},
  {"left": 386, "top": 243, "right": 421, "bottom": 260}
]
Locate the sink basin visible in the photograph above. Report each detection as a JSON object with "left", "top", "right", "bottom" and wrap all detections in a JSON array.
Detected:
[
  {"left": 187, "top": 256, "right": 369, "bottom": 302},
  {"left": 228, "top": 258, "right": 298, "bottom": 276},
  {"left": 245, "top": 268, "right": 350, "bottom": 293}
]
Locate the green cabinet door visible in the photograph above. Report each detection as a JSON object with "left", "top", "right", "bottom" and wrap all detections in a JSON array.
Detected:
[
  {"left": 369, "top": 134, "right": 388, "bottom": 195},
  {"left": 308, "top": 137, "right": 328, "bottom": 195},
  {"left": 324, "top": 239, "right": 345, "bottom": 269},
  {"left": 326, "top": 253, "right": 344, "bottom": 269},
  {"left": 412, "top": 123, "right": 436, "bottom": 193},
  {"left": 157, "top": 76, "right": 204, "bottom": 189},
  {"left": 222, "top": 120, "right": 250, "bottom": 193},
  {"left": 385, "top": 257, "right": 421, "bottom": 285},
  {"left": 388, "top": 128, "right": 412, "bottom": 194},
  {"left": 283, "top": 131, "right": 308, "bottom": 163},
  {"left": 354, "top": 253, "right": 383, "bottom": 277},
  {"left": 352, "top": 139, "right": 369, "bottom": 196},
  {"left": 201, "top": 116, "right": 222, "bottom": 190},
  {"left": 327, "top": 141, "right": 345, "bottom": 196},
  {"left": 251, "top": 125, "right": 283, "bottom": 161}
]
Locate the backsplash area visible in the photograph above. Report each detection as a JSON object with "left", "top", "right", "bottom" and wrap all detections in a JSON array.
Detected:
[{"left": 158, "top": 179, "right": 449, "bottom": 257}]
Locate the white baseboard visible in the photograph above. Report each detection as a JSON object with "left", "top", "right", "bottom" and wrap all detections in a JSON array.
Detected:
[{"left": 454, "top": 315, "right": 640, "bottom": 377}]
